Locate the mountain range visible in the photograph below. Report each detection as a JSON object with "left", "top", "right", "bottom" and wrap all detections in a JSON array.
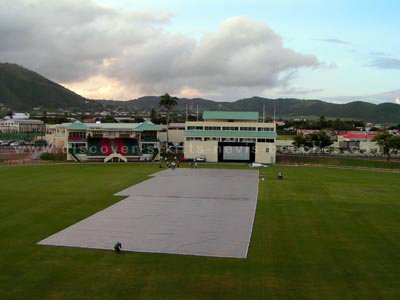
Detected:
[
  {"left": 0, "top": 63, "right": 100, "bottom": 110},
  {"left": 1, "top": 63, "right": 400, "bottom": 124},
  {"left": 323, "top": 89, "right": 400, "bottom": 104}
]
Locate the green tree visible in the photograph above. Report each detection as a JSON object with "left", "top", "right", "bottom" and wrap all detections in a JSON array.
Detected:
[
  {"left": 292, "top": 134, "right": 313, "bottom": 151},
  {"left": 150, "top": 109, "right": 157, "bottom": 123},
  {"left": 292, "top": 135, "right": 306, "bottom": 149},
  {"left": 133, "top": 116, "right": 145, "bottom": 123},
  {"left": 373, "top": 132, "right": 400, "bottom": 161},
  {"left": 310, "top": 131, "right": 333, "bottom": 152},
  {"left": 159, "top": 93, "right": 178, "bottom": 145},
  {"left": 42, "top": 111, "right": 48, "bottom": 123},
  {"left": 319, "top": 116, "right": 327, "bottom": 129}
]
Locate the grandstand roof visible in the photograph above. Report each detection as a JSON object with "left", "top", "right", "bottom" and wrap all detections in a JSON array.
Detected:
[
  {"left": 185, "top": 130, "right": 277, "bottom": 138},
  {"left": 67, "top": 121, "right": 88, "bottom": 130},
  {"left": 136, "top": 121, "right": 162, "bottom": 131},
  {"left": 203, "top": 111, "right": 259, "bottom": 121}
]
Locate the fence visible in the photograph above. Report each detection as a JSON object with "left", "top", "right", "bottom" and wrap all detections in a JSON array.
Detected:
[{"left": 0, "top": 133, "right": 44, "bottom": 140}]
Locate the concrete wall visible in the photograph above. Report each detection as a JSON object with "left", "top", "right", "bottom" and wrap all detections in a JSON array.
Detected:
[
  {"left": 255, "top": 142, "right": 276, "bottom": 164},
  {"left": 184, "top": 141, "right": 219, "bottom": 162},
  {"left": 158, "top": 129, "right": 185, "bottom": 144},
  {"left": 46, "top": 127, "right": 67, "bottom": 148},
  {"left": 359, "top": 141, "right": 380, "bottom": 153}
]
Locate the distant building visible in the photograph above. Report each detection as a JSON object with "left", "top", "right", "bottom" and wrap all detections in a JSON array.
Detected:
[
  {"left": 275, "top": 120, "right": 286, "bottom": 126},
  {"left": 12, "top": 112, "right": 30, "bottom": 119},
  {"left": 0, "top": 116, "right": 45, "bottom": 133},
  {"left": 82, "top": 118, "right": 97, "bottom": 123},
  {"left": 297, "top": 129, "right": 320, "bottom": 135},
  {"left": 99, "top": 111, "right": 111, "bottom": 117},
  {"left": 337, "top": 131, "right": 377, "bottom": 142}
]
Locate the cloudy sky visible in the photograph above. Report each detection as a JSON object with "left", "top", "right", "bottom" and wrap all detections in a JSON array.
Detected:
[{"left": 1, "top": 0, "right": 400, "bottom": 102}]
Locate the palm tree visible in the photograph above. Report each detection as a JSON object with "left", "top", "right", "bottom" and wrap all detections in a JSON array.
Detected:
[{"left": 159, "top": 93, "right": 178, "bottom": 145}]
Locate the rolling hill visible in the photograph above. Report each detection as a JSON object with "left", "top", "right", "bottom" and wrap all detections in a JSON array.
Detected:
[
  {"left": 0, "top": 63, "right": 94, "bottom": 110},
  {"left": 101, "top": 96, "right": 400, "bottom": 123},
  {"left": 1, "top": 63, "right": 400, "bottom": 123}
]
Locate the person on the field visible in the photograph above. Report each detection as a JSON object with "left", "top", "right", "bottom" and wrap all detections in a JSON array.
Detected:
[
  {"left": 114, "top": 241, "right": 122, "bottom": 253},
  {"left": 277, "top": 172, "right": 283, "bottom": 180}
]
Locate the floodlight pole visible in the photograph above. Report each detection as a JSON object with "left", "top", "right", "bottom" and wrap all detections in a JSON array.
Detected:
[{"left": 263, "top": 105, "right": 265, "bottom": 123}]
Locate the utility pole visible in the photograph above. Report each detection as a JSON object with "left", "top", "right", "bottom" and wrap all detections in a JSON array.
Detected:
[
  {"left": 196, "top": 104, "right": 199, "bottom": 122},
  {"left": 263, "top": 105, "right": 265, "bottom": 123}
]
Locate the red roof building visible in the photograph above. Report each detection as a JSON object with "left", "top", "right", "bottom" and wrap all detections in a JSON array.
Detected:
[{"left": 337, "top": 131, "right": 377, "bottom": 141}]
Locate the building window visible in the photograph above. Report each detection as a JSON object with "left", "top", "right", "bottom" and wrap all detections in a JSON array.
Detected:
[
  {"left": 204, "top": 137, "right": 220, "bottom": 141},
  {"left": 265, "top": 148, "right": 270, "bottom": 153},
  {"left": 187, "top": 126, "right": 204, "bottom": 130},
  {"left": 258, "top": 127, "right": 274, "bottom": 131},
  {"left": 186, "top": 137, "right": 202, "bottom": 141},
  {"left": 240, "top": 127, "right": 256, "bottom": 131},
  {"left": 222, "top": 127, "right": 238, "bottom": 131},
  {"left": 239, "top": 138, "right": 256, "bottom": 142},
  {"left": 205, "top": 126, "right": 221, "bottom": 131},
  {"left": 257, "top": 138, "right": 275, "bottom": 143},
  {"left": 69, "top": 132, "right": 86, "bottom": 138},
  {"left": 221, "top": 138, "right": 238, "bottom": 142}
]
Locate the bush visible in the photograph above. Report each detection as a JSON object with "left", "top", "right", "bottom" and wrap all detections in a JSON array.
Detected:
[{"left": 40, "top": 152, "right": 56, "bottom": 160}]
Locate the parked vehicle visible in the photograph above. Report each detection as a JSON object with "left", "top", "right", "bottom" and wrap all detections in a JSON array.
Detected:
[{"left": 1, "top": 140, "right": 15, "bottom": 146}]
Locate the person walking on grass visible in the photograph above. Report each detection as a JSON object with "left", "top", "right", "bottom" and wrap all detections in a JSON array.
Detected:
[{"left": 114, "top": 241, "right": 122, "bottom": 253}]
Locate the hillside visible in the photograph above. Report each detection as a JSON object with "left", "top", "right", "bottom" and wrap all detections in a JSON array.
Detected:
[
  {"left": 1, "top": 63, "right": 399, "bottom": 123},
  {"left": 0, "top": 63, "right": 94, "bottom": 110},
  {"left": 101, "top": 96, "right": 400, "bottom": 124}
]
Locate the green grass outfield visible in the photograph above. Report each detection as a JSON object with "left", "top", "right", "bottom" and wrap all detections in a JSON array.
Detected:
[
  {"left": 1, "top": 163, "right": 400, "bottom": 299},
  {"left": 278, "top": 155, "right": 400, "bottom": 170}
]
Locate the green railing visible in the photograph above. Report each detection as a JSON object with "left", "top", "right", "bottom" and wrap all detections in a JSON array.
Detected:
[{"left": 0, "top": 133, "right": 44, "bottom": 140}]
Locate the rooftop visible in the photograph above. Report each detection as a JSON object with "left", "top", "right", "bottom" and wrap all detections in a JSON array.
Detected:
[
  {"left": 185, "top": 130, "right": 277, "bottom": 138},
  {"left": 338, "top": 131, "right": 377, "bottom": 141},
  {"left": 58, "top": 121, "right": 161, "bottom": 132},
  {"left": 202, "top": 111, "right": 259, "bottom": 121},
  {"left": 1, "top": 118, "right": 44, "bottom": 124},
  {"left": 168, "top": 123, "right": 186, "bottom": 129}
]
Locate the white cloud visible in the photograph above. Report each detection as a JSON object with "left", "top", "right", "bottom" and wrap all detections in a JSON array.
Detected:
[{"left": 0, "top": 0, "right": 320, "bottom": 100}]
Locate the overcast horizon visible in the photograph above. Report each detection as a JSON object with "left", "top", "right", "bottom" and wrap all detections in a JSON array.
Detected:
[{"left": 1, "top": 0, "right": 400, "bottom": 104}]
